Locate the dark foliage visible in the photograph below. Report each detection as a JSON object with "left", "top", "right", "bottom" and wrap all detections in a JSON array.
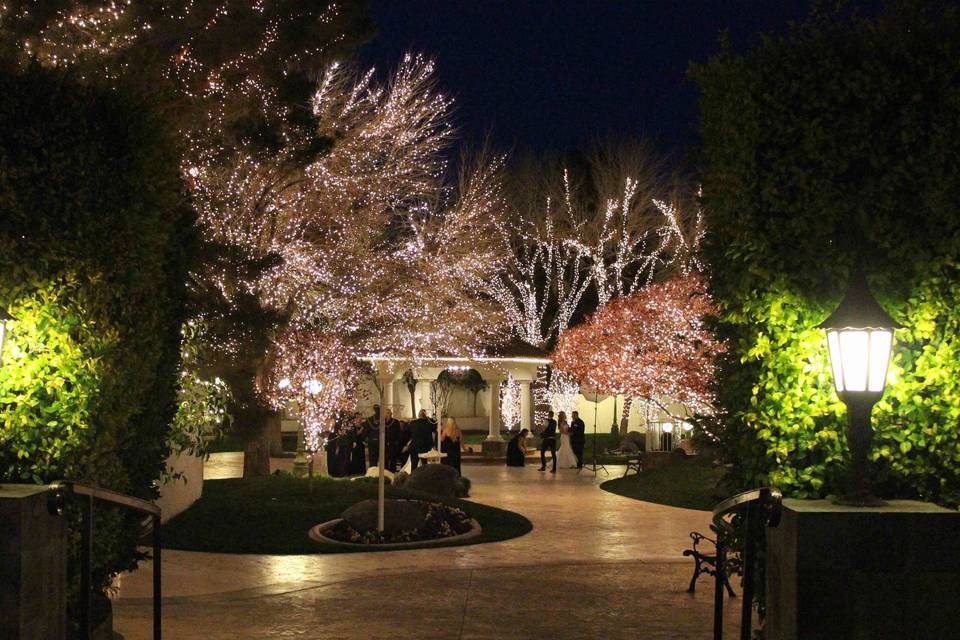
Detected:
[
  {"left": 0, "top": 66, "right": 193, "bottom": 617},
  {"left": 694, "top": 2, "right": 960, "bottom": 504}
]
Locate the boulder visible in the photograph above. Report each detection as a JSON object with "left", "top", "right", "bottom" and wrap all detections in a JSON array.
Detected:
[
  {"left": 341, "top": 499, "right": 426, "bottom": 535},
  {"left": 625, "top": 431, "right": 646, "bottom": 451},
  {"left": 405, "top": 463, "right": 467, "bottom": 499},
  {"left": 618, "top": 437, "right": 640, "bottom": 453}
]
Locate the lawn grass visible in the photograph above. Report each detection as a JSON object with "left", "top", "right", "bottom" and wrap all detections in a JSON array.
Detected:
[
  {"left": 599, "top": 455, "right": 728, "bottom": 511},
  {"left": 162, "top": 474, "right": 532, "bottom": 554}
]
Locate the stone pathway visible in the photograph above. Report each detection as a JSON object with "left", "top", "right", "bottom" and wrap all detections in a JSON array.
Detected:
[{"left": 112, "top": 455, "right": 743, "bottom": 639}]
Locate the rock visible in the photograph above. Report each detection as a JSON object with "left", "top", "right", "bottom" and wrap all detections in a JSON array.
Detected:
[
  {"left": 341, "top": 499, "right": 426, "bottom": 535},
  {"left": 619, "top": 437, "right": 640, "bottom": 453},
  {"left": 625, "top": 431, "right": 646, "bottom": 451},
  {"left": 405, "top": 463, "right": 467, "bottom": 499}
]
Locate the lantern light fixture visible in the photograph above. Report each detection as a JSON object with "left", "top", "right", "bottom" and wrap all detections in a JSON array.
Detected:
[{"left": 819, "top": 267, "right": 899, "bottom": 506}]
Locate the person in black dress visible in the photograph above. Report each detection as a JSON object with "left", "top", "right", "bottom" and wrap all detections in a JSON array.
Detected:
[
  {"left": 440, "top": 417, "right": 468, "bottom": 475},
  {"left": 347, "top": 417, "right": 367, "bottom": 475},
  {"left": 570, "top": 410, "right": 586, "bottom": 469},
  {"left": 506, "top": 429, "right": 529, "bottom": 467},
  {"left": 539, "top": 410, "right": 557, "bottom": 472}
]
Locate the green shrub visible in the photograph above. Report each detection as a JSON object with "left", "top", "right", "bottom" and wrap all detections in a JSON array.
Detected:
[
  {"left": 0, "top": 67, "right": 193, "bottom": 609},
  {"left": 694, "top": 4, "right": 960, "bottom": 506}
]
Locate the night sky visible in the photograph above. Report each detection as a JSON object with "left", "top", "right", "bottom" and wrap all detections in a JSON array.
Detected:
[{"left": 361, "top": 1, "right": 874, "bottom": 158}]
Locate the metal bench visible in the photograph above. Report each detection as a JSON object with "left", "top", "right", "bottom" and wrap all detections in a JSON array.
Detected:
[
  {"left": 682, "top": 526, "right": 736, "bottom": 596},
  {"left": 622, "top": 457, "right": 642, "bottom": 477}
]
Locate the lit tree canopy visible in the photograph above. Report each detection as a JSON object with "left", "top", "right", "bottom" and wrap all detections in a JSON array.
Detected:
[
  {"left": 0, "top": 0, "right": 374, "bottom": 151},
  {"left": 552, "top": 274, "right": 722, "bottom": 413},
  {"left": 188, "top": 54, "right": 508, "bottom": 447},
  {"left": 191, "top": 54, "right": 506, "bottom": 361},
  {"left": 487, "top": 140, "right": 704, "bottom": 350}
]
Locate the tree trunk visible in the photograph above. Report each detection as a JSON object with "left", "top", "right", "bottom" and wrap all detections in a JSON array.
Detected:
[
  {"left": 242, "top": 412, "right": 273, "bottom": 478},
  {"left": 408, "top": 387, "right": 417, "bottom": 419},
  {"left": 267, "top": 412, "right": 283, "bottom": 456}
]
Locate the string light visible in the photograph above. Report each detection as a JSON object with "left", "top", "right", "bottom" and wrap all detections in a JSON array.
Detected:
[{"left": 500, "top": 374, "right": 521, "bottom": 431}]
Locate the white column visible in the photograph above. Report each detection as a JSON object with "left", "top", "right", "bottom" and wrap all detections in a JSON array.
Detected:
[
  {"left": 519, "top": 381, "right": 532, "bottom": 430},
  {"left": 487, "top": 377, "right": 503, "bottom": 441},
  {"left": 383, "top": 379, "right": 394, "bottom": 412},
  {"left": 415, "top": 379, "right": 431, "bottom": 416}
]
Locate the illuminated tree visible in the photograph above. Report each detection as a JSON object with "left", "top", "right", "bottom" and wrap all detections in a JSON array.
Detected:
[
  {"left": 191, "top": 55, "right": 507, "bottom": 455},
  {"left": 552, "top": 274, "right": 723, "bottom": 418},
  {"left": 258, "top": 329, "right": 359, "bottom": 452},
  {"left": 500, "top": 374, "right": 521, "bottom": 431}
]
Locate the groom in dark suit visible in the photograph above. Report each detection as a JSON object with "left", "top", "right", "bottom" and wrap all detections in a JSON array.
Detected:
[
  {"left": 406, "top": 410, "right": 435, "bottom": 470},
  {"left": 570, "top": 410, "right": 586, "bottom": 469},
  {"left": 539, "top": 410, "right": 558, "bottom": 473}
]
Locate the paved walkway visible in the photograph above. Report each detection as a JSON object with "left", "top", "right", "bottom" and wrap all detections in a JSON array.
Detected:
[{"left": 113, "top": 454, "right": 742, "bottom": 639}]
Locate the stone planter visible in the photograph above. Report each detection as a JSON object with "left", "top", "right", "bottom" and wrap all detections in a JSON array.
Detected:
[{"left": 309, "top": 517, "right": 482, "bottom": 550}]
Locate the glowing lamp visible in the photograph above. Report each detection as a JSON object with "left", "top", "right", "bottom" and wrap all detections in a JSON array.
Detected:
[
  {"left": 0, "top": 309, "right": 12, "bottom": 367},
  {"left": 662, "top": 422, "right": 674, "bottom": 434},
  {"left": 818, "top": 268, "right": 899, "bottom": 506}
]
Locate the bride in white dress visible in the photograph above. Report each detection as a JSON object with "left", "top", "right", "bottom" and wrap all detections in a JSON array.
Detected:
[{"left": 556, "top": 411, "right": 578, "bottom": 469}]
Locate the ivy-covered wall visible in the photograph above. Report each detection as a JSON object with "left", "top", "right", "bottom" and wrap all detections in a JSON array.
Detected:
[
  {"left": 695, "top": 4, "right": 960, "bottom": 506},
  {"left": 0, "top": 68, "right": 193, "bottom": 603}
]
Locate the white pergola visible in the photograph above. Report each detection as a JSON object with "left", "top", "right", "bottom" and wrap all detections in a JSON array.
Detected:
[{"left": 362, "top": 345, "right": 549, "bottom": 444}]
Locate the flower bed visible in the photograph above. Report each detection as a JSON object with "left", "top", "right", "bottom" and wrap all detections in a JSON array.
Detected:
[{"left": 323, "top": 500, "right": 474, "bottom": 545}]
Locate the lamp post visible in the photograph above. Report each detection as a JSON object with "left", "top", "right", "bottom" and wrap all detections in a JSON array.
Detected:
[
  {"left": 819, "top": 268, "right": 899, "bottom": 507},
  {"left": 0, "top": 308, "right": 12, "bottom": 366}
]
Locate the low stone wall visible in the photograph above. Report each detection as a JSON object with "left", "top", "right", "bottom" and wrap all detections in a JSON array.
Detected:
[{"left": 155, "top": 451, "right": 204, "bottom": 523}]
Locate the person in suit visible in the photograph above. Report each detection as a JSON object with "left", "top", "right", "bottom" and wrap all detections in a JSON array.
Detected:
[
  {"left": 384, "top": 408, "right": 401, "bottom": 472},
  {"left": 570, "top": 410, "right": 586, "bottom": 469},
  {"left": 405, "top": 409, "right": 435, "bottom": 470},
  {"left": 362, "top": 405, "right": 381, "bottom": 467},
  {"left": 397, "top": 419, "right": 412, "bottom": 468},
  {"left": 539, "top": 410, "right": 558, "bottom": 473}
]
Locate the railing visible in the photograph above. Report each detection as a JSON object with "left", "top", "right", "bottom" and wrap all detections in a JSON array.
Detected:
[
  {"left": 47, "top": 481, "right": 162, "bottom": 640},
  {"left": 711, "top": 487, "right": 782, "bottom": 640}
]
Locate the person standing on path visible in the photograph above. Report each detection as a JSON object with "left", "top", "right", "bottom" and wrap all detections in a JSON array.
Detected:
[
  {"left": 539, "top": 410, "right": 558, "bottom": 473},
  {"left": 384, "top": 407, "right": 401, "bottom": 471},
  {"left": 405, "top": 409, "right": 435, "bottom": 470},
  {"left": 557, "top": 411, "right": 578, "bottom": 469},
  {"left": 570, "top": 410, "right": 586, "bottom": 469},
  {"left": 440, "top": 417, "right": 468, "bottom": 475},
  {"left": 362, "top": 405, "right": 381, "bottom": 467}
]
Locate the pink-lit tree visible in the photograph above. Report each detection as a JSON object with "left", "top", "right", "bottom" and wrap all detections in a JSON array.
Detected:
[{"left": 551, "top": 274, "right": 723, "bottom": 419}]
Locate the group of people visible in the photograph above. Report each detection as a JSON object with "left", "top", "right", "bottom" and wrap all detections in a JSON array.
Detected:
[
  {"left": 324, "top": 405, "right": 469, "bottom": 477},
  {"left": 506, "top": 409, "right": 586, "bottom": 471}
]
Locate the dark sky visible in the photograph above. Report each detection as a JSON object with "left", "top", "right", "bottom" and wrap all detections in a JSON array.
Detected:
[{"left": 361, "top": 1, "right": 832, "bottom": 159}]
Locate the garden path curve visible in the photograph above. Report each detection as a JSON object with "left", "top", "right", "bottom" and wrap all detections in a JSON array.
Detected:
[{"left": 113, "top": 454, "right": 741, "bottom": 639}]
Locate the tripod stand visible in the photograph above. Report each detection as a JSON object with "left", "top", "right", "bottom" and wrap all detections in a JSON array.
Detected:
[{"left": 579, "top": 394, "right": 608, "bottom": 475}]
